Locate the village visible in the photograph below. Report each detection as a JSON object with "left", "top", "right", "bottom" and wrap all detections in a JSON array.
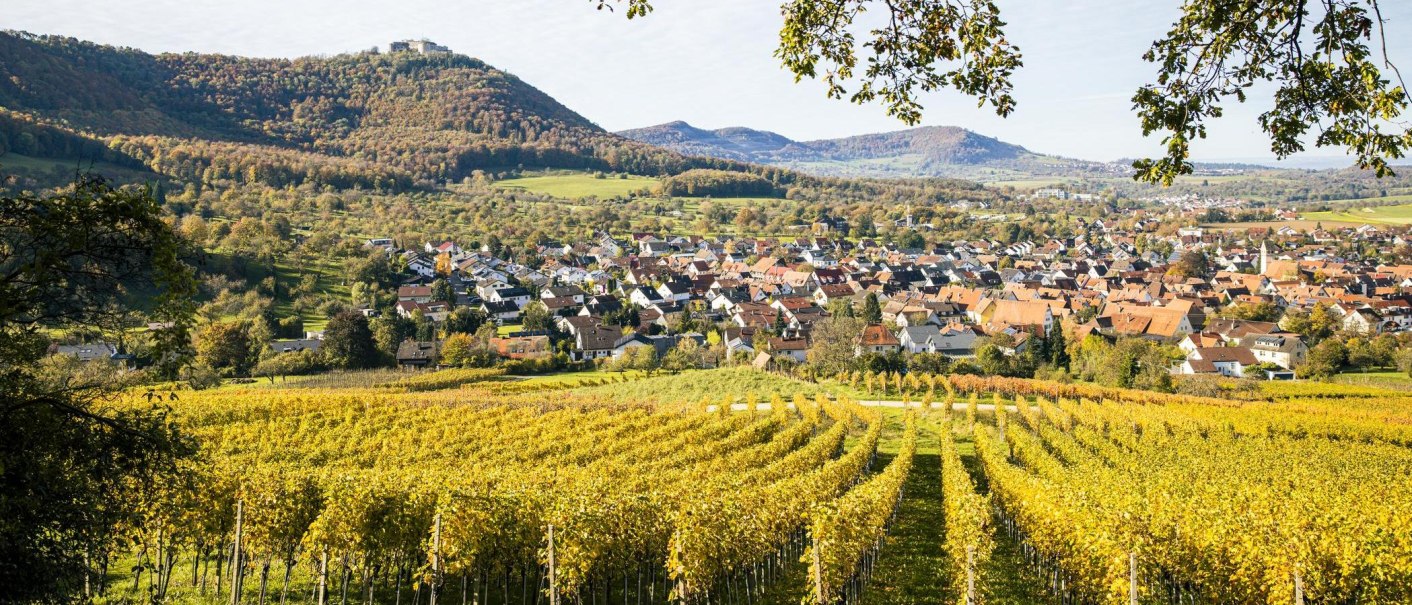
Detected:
[{"left": 141, "top": 213, "right": 1404, "bottom": 385}]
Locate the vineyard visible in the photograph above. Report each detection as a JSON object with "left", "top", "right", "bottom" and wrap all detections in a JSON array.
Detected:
[{"left": 88, "top": 368, "right": 1412, "bottom": 605}]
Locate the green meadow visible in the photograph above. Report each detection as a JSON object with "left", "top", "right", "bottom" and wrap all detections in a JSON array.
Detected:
[{"left": 495, "top": 172, "right": 659, "bottom": 198}]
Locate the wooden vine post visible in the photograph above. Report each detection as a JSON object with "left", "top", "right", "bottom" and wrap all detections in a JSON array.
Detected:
[
  {"left": 965, "top": 545, "right": 976, "bottom": 605},
  {"left": 548, "top": 524, "right": 559, "bottom": 605},
  {"left": 231, "top": 500, "right": 244, "bottom": 605},
  {"left": 811, "top": 538, "right": 824, "bottom": 605},
  {"left": 1294, "top": 572, "right": 1305, "bottom": 605},
  {"left": 1128, "top": 552, "right": 1138, "bottom": 605},
  {"left": 430, "top": 512, "right": 442, "bottom": 605},
  {"left": 317, "top": 549, "right": 328, "bottom": 605}
]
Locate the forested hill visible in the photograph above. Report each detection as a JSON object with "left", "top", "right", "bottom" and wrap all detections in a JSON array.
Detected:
[
  {"left": 0, "top": 31, "right": 755, "bottom": 189},
  {"left": 619, "top": 121, "right": 1121, "bottom": 180}
]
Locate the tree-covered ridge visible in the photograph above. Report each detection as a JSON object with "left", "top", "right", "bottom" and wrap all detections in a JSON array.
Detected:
[
  {"left": 0, "top": 31, "right": 759, "bottom": 186},
  {"left": 619, "top": 121, "right": 1123, "bottom": 180}
]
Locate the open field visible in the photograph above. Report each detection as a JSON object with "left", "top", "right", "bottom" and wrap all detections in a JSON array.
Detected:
[
  {"left": 1203, "top": 218, "right": 1366, "bottom": 231},
  {"left": 494, "top": 171, "right": 659, "bottom": 198},
  {"left": 1302, "top": 202, "right": 1412, "bottom": 225},
  {"left": 1331, "top": 370, "right": 1412, "bottom": 391}
]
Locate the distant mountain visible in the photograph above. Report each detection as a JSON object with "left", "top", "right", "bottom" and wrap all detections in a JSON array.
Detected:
[
  {"left": 618, "top": 122, "right": 1122, "bottom": 181},
  {"left": 0, "top": 31, "right": 752, "bottom": 190}
]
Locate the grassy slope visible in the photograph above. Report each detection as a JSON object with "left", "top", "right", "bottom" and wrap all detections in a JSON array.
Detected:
[
  {"left": 1330, "top": 370, "right": 1412, "bottom": 391},
  {"left": 1303, "top": 202, "right": 1412, "bottom": 225},
  {"left": 494, "top": 172, "right": 658, "bottom": 198},
  {"left": 273, "top": 257, "right": 349, "bottom": 332}
]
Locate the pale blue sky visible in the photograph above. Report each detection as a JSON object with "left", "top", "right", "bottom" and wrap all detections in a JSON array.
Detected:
[{"left": 9, "top": 0, "right": 1412, "bottom": 164}]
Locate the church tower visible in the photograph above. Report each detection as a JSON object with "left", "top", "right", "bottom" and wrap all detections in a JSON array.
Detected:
[{"left": 1260, "top": 241, "right": 1268, "bottom": 275}]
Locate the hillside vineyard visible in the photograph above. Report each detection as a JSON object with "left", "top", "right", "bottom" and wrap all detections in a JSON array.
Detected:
[
  {"left": 85, "top": 371, "right": 1412, "bottom": 605},
  {"left": 102, "top": 385, "right": 906, "bottom": 605}
]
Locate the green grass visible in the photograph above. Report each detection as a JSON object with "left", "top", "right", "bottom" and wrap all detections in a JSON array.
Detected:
[
  {"left": 494, "top": 172, "right": 658, "bottom": 199},
  {"left": 507, "top": 368, "right": 646, "bottom": 388},
  {"left": 569, "top": 367, "right": 830, "bottom": 404},
  {"left": 951, "top": 425, "right": 1051, "bottom": 604},
  {"left": 1302, "top": 201, "right": 1412, "bottom": 225},
  {"left": 1330, "top": 370, "right": 1412, "bottom": 391},
  {"left": 273, "top": 257, "right": 349, "bottom": 331},
  {"left": 863, "top": 410, "right": 949, "bottom": 605}
]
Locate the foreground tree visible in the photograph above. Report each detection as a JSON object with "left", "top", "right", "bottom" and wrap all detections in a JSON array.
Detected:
[
  {"left": 195, "top": 320, "right": 255, "bottom": 376},
  {"left": 322, "top": 311, "right": 380, "bottom": 369},
  {"left": 598, "top": 0, "right": 1410, "bottom": 184},
  {"left": 806, "top": 313, "right": 866, "bottom": 375},
  {"left": 0, "top": 176, "right": 197, "bottom": 600}
]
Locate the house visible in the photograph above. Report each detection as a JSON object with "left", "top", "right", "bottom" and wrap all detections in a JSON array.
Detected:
[
  {"left": 576, "top": 325, "right": 622, "bottom": 360},
  {"left": 814, "top": 282, "right": 858, "bottom": 306},
  {"left": 722, "top": 327, "right": 758, "bottom": 358},
  {"left": 1342, "top": 307, "right": 1382, "bottom": 334},
  {"left": 629, "top": 286, "right": 666, "bottom": 308},
  {"left": 542, "top": 286, "right": 587, "bottom": 304},
  {"left": 1180, "top": 346, "right": 1257, "bottom": 377},
  {"left": 656, "top": 281, "right": 692, "bottom": 304},
  {"left": 396, "top": 300, "right": 451, "bottom": 322},
  {"left": 985, "top": 300, "right": 1055, "bottom": 333},
  {"left": 486, "top": 287, "right": 532, "bottom": 308},
  {"left": 611, "top": 332, "right": 657, "bottom": 359},
  {"left": 1205, "top": 318, "right": 1279, "bottom": 342},
  {"left": 640, "top": 240, "right": 673, "bottom": 257},
  {"left": 480, "top": 300, "right": 522, "bottom": 325},
  {"left": 1098, "top": 303, "right": 1192, "bottom": 340},
  {"left": 582, "top": 295, "right": 624, "bottom": 317},
  {"left": 540, "top": 296, "right": 582, "bottom": 317},
  {"left": 364, "top": 237, "right": 396, "bottom": 252},
  {"left": 51, "top": 342, "right": 121, "bottom": 363},
  {"left": 269, "top": 339, "right": 322, "bottom": 354},
  {"left": 424, "top": 241, "right": 462, "bottom": 257},
  {"left": 1177, "top": 332, "right": 1225, "bottom": 355},
  {"left": 1243, "top": 333, "right": 1307, "bottom": 369},
  {"left": 396, "top": 340, "right": 439, "bottom": 369},
  {"left": 898, "top": 325, "right": 944, "bottom": 353},
  {"left": 858, "top": 324, "right": 901, "bottom": 355},
  {"left": 397, "top": 285, "right": 433, "bottom": 303},
  {"left": 934, "top": 324, "right": 981, "bottom": 358},
  {"left": 770, "top": 337, "right": 809, "bottom": 363}
]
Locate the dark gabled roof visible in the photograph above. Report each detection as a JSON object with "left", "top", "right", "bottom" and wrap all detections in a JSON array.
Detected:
[
  {"left": 270, "top": 339, "right": 322, "bottom": 353},
  {"left": 544, "top": 286, "right": 586, "bottom": 298},
  {"left": 396, "top": 340, "right": 438, "bottom": 361},
  {"left": 586, "top": 295, "right": 624, "bottom": 312},
  {"left": 578, "top": 326, "right": 623, "bottom": 351},
  {"left": 53, "top": 342, "right": 118, "bottom": 362},
  {"left": 481, "top": 300, "right": 520, "bottom": 314}
]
